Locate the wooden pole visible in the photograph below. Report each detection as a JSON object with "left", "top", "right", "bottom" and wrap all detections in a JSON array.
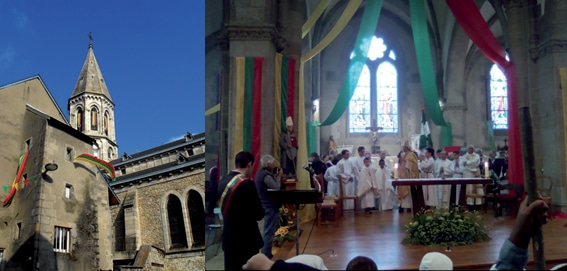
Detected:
[{"left": 519, "top": 106, "right": 545, "bottom": 269}]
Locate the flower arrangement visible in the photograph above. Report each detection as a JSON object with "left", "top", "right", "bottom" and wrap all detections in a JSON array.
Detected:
[
  {"left": 274, "top": 206, "right": 295, "bottom": 247},
  {"left": 402, "top": 205, "right": 491, "bottom": 246}
]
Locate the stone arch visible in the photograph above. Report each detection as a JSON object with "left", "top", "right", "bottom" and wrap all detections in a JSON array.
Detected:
[
  {"left": 103, "top": 110, "right": 110, "bottom": 136},
  {"left": 186, "top": 190, "right": 205, "bottom": 247},
  {"left": 76, "top": 106, "right": 85, "bottom": 132},
  {"left": 90, "top": 106, "right": 99, "bottom": 131},
  {"left": 162, "top": 193, "right": 188, "bottom": 249}
]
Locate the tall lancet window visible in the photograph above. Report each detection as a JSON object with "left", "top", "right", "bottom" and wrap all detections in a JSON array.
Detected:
[
  {"left": 77, "top": 108, "right": 84, "bottom": 132},
  {"left": 349, "top": 36, "right": 398, "bottom": 133},
  {"left": 187, "top": 190, "right": 205, "bottom": 247},
  {"left": 489, "top": 64, "right": 508, "bottom": 129},
  {"left": 91, "top": 108, "right": 98, "bottom": 131},
  {"left": 167, "top": 195, "right": 188, "bottom": 249},
  {"left": 104, "top": 111, "right": 110, "bottom": 136}
]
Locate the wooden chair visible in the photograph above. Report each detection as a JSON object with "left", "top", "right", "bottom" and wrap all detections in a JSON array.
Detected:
[
  {"left": 338, "top": 176, "right": 358, "bottom": 216},
  {"left": 313, "top": 177, "right": 339, "bottom": 226},
  {"left": 537, "top": 173, "right": 553, "bottom": 208},
  {"left": 465, "top": 184, "right": 488, "bottom": 213},
  {"left": 494, "top": 183, "right": 524, "bottom": 217}
]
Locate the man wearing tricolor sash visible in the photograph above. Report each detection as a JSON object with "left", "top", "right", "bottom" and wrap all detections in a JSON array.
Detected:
[{"left": 218, "top": 151, "right": 264, "bottom": 270}]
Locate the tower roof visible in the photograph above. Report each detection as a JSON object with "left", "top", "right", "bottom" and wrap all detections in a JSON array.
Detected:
[{"left": 70, "top": 44, "right": 113, "bottom": 101}]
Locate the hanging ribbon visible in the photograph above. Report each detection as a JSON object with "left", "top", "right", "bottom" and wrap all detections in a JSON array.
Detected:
[
  {"left": 301, "top": 0, "right": 363, "bottom": 63},
  {"left": 302, "top": 0, "right": 331, "bottom": 39},
  {"left": 3, "top": 151, "right": 30, "bottom": 207},
  {"left": 74, "top": 153, "right": 116, "bottom": 181},
  {"left": 445, "top": 0, "right": 523, "bottom": 186},
  {"left": 316, "top": 0, "right": 383, "bottom": 126},
  {"left": 409, "top": 0, "right": 447, "bottom": 127}
]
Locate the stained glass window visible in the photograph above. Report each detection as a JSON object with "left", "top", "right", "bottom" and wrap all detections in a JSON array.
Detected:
[
  {"left": 377, "top": 62, "right": 398, "bottom": 133},
  {"left": 349, "top": 65, "right": 371, "bottom": 133},
  {"left": 349, "top": 36, "right": 398, "bottom": 134},
  {"left": 489, "top": 64, "right": 508, "bottom": 129}
]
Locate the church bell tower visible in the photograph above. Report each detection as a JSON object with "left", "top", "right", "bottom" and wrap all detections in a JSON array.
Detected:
[{"left": 68, "top": 39, "right": 118, "bottom": 161}]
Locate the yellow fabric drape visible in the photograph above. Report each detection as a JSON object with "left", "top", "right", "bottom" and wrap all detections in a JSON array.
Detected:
[
  {"left": 205, "top": 103, "right": 220, "bottom": 116},
  {"left": 234, "top": 57, "right": 246, "bottom": 160},
  {"left": 297, "top": 62, "right": 316, "bottom": 223},
  {"left": 301, "top": 0, "right": 362, "bottom": 63},
  {"left": 274, "top": 54, "right": 283, "bottom": 165},
  {"left": 302, "top": 0, "right": 332, "bottom": 39},
  {"left": 560, "top": 67, "right": 567, "bottom": 185}
]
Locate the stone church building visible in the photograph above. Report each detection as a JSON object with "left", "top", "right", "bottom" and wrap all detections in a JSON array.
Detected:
[
  {"left": 0, "top": 41, "right": 205, "bottom": 270},
  {"left": 205, "top": 0, "right": 567, "bottom": 214}
]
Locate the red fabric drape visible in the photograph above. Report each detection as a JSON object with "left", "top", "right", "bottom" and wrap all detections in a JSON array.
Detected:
[
  {"left": 252, "top": 57, "right": 263, "bottom": 177},
  {"left": 446, "top": 0, "right": 523, "bottom": 185}
]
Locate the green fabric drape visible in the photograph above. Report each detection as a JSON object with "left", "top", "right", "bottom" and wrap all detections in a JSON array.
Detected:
[
  {"left": 409, "top": 0, "right": 453, "bottom": 147},
  {"left": 318, "top": 0, "right": 383, "bottom": 126},
  {"left": 409, "top": 0, "right": 446, "bottom": 127},
  {"left": 307, "top": 122, "right": 317, "bottom": 156}
]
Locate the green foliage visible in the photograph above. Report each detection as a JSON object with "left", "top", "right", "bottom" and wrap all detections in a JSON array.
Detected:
[
  {"left": 402, "top": 205, "right": 491, "bottom": 246},
  {"left": 274, "top": 206, "right": 295, "bottom": 247}
]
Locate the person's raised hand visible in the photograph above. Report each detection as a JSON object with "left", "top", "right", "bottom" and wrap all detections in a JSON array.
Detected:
[
  {"left": 243, "top": 253, "right": 275, "bottom": 270},
  {"left": 509, "top": 197, "right": 548, "bottom": 249}
]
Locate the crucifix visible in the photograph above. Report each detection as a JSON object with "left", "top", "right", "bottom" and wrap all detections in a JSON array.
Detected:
[
  {"left": 366, "top": 117, "right": 383, "bottom": 152},
  {"left": 88, "top": 32, "right": 93, "bottom": 45}
]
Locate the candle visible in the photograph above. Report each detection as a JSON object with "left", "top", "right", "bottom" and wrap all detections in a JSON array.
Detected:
[
  {"left": 484, "top": 161, "right": 489, "bottom": 178},
  {"left": 394, "top": 163, "right": 399, "bottom": 179}
]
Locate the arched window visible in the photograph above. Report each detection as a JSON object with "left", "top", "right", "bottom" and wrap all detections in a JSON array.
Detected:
[
  {"left": 91, "top": 108, "right": 98, "bottom": 131},
  {"left": 76, "top": 108, "right": 84, "bottom": 132},
  {"left": 349, "top": 36, "right": 398, "bottom": 133},
  {"left": 489, "top": 64, "right": 508, "bottom": 129},
  {"left": 104, "top": 112, "right": 110, "bottom": 136},
  {"left": 187, "top": 190, "right": 205, "bottom": 247},
  {"left": 108, "top": 147, "right": 114, "bottom": 160},
  {"left": 167, "top": 195, "right": 188, "bottom": 249}
]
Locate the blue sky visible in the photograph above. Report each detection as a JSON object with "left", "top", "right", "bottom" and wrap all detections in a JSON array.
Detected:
[{"left": 0, "top": 1, "right": 204, "bottom": 155}]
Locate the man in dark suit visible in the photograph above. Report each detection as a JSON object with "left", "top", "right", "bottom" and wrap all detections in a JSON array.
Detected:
[{"left": 218, "top": 151, "right": 265, "bottom": 270}]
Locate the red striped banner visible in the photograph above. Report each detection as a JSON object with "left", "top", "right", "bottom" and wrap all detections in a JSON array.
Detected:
[
  {"left": 235, "top": 57, "right": 263, "bottom": 177},
  {"left": 3, "top": 151, "right": 29, "bottom": 207},
  {"left": 74, "top": 153, "right": 116, "bottom": 181}
]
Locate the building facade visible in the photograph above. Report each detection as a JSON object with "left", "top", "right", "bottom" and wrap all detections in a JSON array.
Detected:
[{"left": 110, "top": 133, "right": 206, "bottom": 270}]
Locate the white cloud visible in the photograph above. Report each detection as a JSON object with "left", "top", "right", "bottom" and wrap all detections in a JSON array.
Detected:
[
  {"left": 11, "top": 9, "right": 28, "bottom": 29},
  {"left": 0, "top": 46, "right": 15, "bottom": 68},
  {"left": 167, "top": 134, "right": 185, "bottom": 143}
]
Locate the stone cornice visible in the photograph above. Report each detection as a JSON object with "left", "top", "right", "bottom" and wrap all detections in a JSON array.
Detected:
[
  {"left": 217, "top": 23, "right": 286, "bottom": 52},
  {"left": 537, "top": 39, "right": 567, "bottom": 58}
]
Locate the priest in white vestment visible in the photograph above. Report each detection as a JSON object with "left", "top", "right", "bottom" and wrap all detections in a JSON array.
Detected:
[
  {"left": 434, "top": 151, "right": 454, "bottom": 209},
  {"left": 358, "top": 157, "right": 377, "bottom": 214},
  {"left": 376, "top": 159, "right": 393, "bottom": 211},
  {"left": 337, "top": 150, "right": 356, "bottom": 210},
  {"left": 353, "top": 146, "right": 366, "bottom": 197},
  {"left": 324, "top": 159, "right": 339, "bottom": 196},
  {"left": 419, "top": 148, "right": 437, "bottom": 208},
  {"left": 452, "top": 150, "right": 465, "bottom": 203},
  {"left": 463, "top": 145, "right": 483, "bottom": 206}
]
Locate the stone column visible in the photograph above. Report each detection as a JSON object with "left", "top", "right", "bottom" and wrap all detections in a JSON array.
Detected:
[
  {"left": 533, "top": 0, "right": 567, "bottom": 210},
  {"left": 219, "top": 0, "right": 301, "bottom": 167}
]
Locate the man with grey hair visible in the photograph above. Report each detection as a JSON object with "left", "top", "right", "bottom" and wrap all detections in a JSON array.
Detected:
[{"left": 255, "top": 154, "right": 283, "bottom": 259}]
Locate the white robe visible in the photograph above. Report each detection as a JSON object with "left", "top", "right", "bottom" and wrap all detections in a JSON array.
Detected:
[
  {"left": 434, "top": 159, "right": 454, "bottom": 209},
  {"left": 324, "top": 165, "right": 339, "bottom": 196},
  {"left": 419, "top": 157, "right": 437, "bottom": 207},
  {"left": 353, "top": 156, "right": 365, "bottom": 196},
  {"left": 452, "top": 157, "right": 465, "bottom": 203},
  {"left": 376, "top": 166, "right": 393, "bottom": 210},
  {"left": 463, "top": 152, "right": 483, "bottom": 205},
  {"left": 337, "top": 158, "right": 356, "bottom": 210},
  {"left": 357, "top": 167, "right": 377, "bottom": 209}
]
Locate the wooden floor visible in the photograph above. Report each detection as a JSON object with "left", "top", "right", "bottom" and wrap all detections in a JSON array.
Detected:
[{"left": 274, "top": 209, "right": 567, "bottom": 270}]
